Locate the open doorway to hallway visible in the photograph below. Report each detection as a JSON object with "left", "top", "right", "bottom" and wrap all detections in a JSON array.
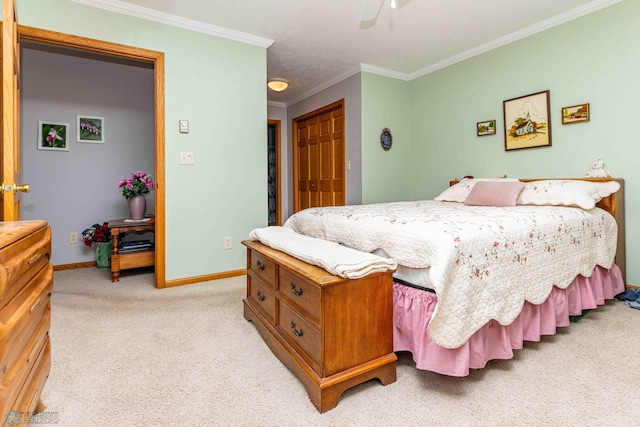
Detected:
[{"left": 268, "top": 119, "right": 281, "bottom": 226}]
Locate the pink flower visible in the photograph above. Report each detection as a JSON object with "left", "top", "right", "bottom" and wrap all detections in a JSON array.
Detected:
[{"left": 119, "top": 171, "right": 155, "bottom": 199}]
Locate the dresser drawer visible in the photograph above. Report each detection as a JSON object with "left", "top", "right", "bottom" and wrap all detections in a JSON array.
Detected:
[
  {"left": 248, "top": 249, "right": 276, "bottom": 285},
  {"left": 247, "top": 272, "right": 276, "bottom": 324},
  {"left": 279, "top": 267, "right": 321, "bottom": 322},
  {"left": 278, "top": 301, "right": 321, "bottom": 371},
  {"left": 0, "top": 225, "right": 51, "bottom": 310},
  {"left": 9, "top": 336, "right": 51, "bottom": 416},
  {"left": 0, "top": 314, "right": 50, "bottom": 420},
  {"left": 0, "top": 263, "right": 52, "bottom": 376}
]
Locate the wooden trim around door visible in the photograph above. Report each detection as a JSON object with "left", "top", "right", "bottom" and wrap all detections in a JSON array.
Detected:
[
  {"left": 268, "top": 119, "right": 282, "bottom": 225},
  {"left": 18, "top": 26, "right": 167, "bottom": 289}
]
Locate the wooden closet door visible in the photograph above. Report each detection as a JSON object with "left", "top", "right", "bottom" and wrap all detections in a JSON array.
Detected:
[{"left": 294, "top": 100, "right": 345, "bottom": 212}]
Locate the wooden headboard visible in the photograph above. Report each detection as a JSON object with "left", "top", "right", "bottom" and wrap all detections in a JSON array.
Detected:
[{"left": 448, "top": 177, "right": 626, "bottom": 284}]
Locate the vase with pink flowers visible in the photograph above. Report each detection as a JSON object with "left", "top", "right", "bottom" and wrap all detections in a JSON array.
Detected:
[{"left": 119, "top": 171, "right": 155, "bottom": 220}]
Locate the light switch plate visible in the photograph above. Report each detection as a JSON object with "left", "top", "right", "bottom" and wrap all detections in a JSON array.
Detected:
[
  {"left": 179, "top": 120, "right": 189, "bottom": 133},
  {"left": 179, "top": 151, "right": 194, "bottom": 165}
]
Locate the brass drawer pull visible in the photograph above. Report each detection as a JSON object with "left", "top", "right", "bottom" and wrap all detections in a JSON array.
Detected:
[
  {"left": 28, "top": 252, "right": 42, "bottom": 265},
  {"left": 256, "top": 260, "right": 266, "bottom": 271},
  {"left": 290, "top": 320, "right": 304, "bottom": 337},
  {"left": 256, "top": 290, "right": 266, "bottom": 301},
  {"left": 290, "top": 282, "right": 304, "bottom": 296}
]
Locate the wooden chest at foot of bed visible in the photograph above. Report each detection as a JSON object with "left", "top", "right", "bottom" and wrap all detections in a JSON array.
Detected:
[{"left": 242, "top": 240, "right": 397, "bottom": 413}]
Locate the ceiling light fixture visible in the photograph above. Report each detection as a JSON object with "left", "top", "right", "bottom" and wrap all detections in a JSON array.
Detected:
[
  {"left": 390, "top": 0, "right": 397, "bottom": 9},
  {"left": 267, "top": 78, "right": 289, "bottom": 92}
]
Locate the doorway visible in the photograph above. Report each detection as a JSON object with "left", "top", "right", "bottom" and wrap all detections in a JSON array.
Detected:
[
  {"left": 17, "top": 26, "right": 167, "bottom": 288},
  {"left": 268, "top": 119, "right": 281, "bottom": 226}
]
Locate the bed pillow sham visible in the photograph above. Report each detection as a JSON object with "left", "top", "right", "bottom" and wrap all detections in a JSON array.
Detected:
[
  {"left": 464, "top": 181, "right": 525, "bottom": 207},
  {"left": 434, "top": 177, "right": 520, "bottom": 203},
  {"left": 516, "top": 179, "right": 620, "bottom": 210}
]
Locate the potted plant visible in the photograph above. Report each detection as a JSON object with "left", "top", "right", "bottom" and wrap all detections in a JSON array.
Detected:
[
  {"left": 119, "top": 171, "right": 155, "bottom": 220},
  {"left": 82, "top": 222, "right": 111, "bottom": 269}
]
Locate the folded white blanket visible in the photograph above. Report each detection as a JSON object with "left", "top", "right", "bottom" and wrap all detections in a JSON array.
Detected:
[{"left": 249, "top": 226, "right": 396, "bottom": 279}]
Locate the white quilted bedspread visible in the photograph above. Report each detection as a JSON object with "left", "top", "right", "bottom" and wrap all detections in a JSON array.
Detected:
[{"left": 283, "top": 201, "right": 618, "bottom": 349}]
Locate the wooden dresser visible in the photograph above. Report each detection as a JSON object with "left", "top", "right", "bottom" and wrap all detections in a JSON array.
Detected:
[
  {"left": 0, "top": 221, "right": 52, "bottom": 423},
  {"left": 242, "top": 240, "right": 396, "bottom": 413}
]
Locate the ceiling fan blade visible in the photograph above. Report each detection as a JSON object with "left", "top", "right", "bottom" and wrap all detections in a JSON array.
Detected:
[{"left": 360, "top": 0, "right": 385, "bottom": 22}]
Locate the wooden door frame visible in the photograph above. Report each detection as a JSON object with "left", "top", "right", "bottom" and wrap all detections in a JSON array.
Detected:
[
  {"left": 292, "top": 99, "right": 345, "bottom": 212},
  {"left": 1, "top": 0, "right": 20, "bottom": 220},
  {"left": 268, "top": 119, "right": 281, "bottom": 225},
  {"left": 18, "top": 26, "right": 167, "bottom": 289}
]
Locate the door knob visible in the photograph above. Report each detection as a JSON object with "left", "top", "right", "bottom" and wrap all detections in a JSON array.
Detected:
[
  {"left": 0, "top": 183, "right": 30, "bottom": 193},
  {"left": 14, "top": 184, "right": 30, "bottom": 193}
]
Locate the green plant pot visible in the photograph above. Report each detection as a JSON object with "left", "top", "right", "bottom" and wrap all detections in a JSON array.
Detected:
[{"left": 95, "top": 242, "right": 111, "bottom": 269}]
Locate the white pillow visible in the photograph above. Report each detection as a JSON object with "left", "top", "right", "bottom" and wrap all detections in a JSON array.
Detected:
[
  {"left": 434, "top": 178, "right": 520, "bottom": 203},
  {"left": 516, "top": 180, "right": 620, "bottom": 210}
]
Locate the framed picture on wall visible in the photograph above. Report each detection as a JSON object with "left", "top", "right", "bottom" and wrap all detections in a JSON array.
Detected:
[
  {"left": 38, "top": 121, "right": 69, "bottom": 151},
  {"left": 476, "top": 120, "right": 496, "bottom": 136},
  {"left": 503, "top": 90, "right": 552, "bottom": 151},
  {"left": 561, "top": 103, "right": 590, "bottom": 124},
  {"left": 77, "top": 115, "right": 105, "bottom": 143}
]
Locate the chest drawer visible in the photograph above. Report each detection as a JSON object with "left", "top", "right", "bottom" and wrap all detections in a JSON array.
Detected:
[
  {"left": 247, "top": 272, "right": 276, "bottom": 324},
  {"left": 279, "top": 267, "right": 321, "bottom": 321},
  {"left": 0, "top": 305, "right": 50, "bottom": 419},
  {"left": 12, "top": 336, "right": 51, "bottom": 415},
  {"left": 0, "top": 224, "right": 51, "bottom": 310},
  {"left": 0, "top": 263, "right": 52, "bottom": 376},
  {"left": 278, "top": 301, "right": 321, "bottom": 372},
  {"left": 248, "top": 249, "right": 276, "bottom": 286}
]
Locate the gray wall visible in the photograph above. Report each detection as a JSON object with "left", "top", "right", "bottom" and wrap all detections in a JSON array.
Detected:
[{"left": 20, "top": 45, "right": 155, "bottom": 266}]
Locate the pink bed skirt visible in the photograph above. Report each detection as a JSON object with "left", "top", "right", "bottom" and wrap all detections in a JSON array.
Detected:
[{"left": 393, "top": 264, "right": 625, "bottom": 377}]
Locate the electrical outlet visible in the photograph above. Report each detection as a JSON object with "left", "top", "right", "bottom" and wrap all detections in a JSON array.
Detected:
[
  {"left": 69, "top": 232, "right": 79, "bottom": 244},
  {"left": 224, "top": 236, "right": 232, "bottom": 250}
]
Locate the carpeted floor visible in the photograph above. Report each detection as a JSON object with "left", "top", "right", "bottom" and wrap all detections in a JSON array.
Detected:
[{"left": 37, "top": 267, "right": 640, "bottom": 426}]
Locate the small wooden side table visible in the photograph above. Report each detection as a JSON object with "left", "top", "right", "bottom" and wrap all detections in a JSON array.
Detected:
[{"left": 108, "top": 217, "right": 155, "bottom": 282}]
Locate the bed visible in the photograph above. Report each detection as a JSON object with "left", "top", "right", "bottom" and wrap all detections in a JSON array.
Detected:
[{"left": 279, "top": 177, "right": 626, "bottom": 376}]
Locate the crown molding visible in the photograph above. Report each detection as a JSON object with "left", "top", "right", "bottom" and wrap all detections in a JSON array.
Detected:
[
  {"left": 76, "top": 0, "right": 622, "bottom": 107},
  {"left": 295, "top": 0, "right": 623, "bottom": 106},
  {"left": 286, "top": 64, "right": 363, "bottom": 107},
  {"left": 359, "top": 64, "right": 411, "bottom": 81},
  {"left": 70, "top": 0, "right": 274, "bottom": 48},
  {"left": 408, "top": 0, "right": 624, "bottom": 79},
  {"left": 267, "top": 101, "right": 287, "bottom": 109}
]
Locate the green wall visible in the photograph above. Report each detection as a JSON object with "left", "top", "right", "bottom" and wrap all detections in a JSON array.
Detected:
[
  {"left": 361, "top": 73, "right": 411, "bottom": 203},
  {"left": 15, "top": 0, "right": 268, "bottom": 280},
  {"left": 403, "top": 1, "right": 639, "bottom": 284}
]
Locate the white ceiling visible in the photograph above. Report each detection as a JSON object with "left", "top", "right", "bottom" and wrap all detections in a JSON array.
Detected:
[{"left": 74, "top": 0, "right": 621, "bottom": 106}]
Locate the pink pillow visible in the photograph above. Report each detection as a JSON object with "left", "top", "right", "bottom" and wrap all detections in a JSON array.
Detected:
[
  {"left": 434, "top": 178, "right": 520, "bottom": 202},
  {"left": 464, "top": 181, "right": 525, "bottom": 207}
]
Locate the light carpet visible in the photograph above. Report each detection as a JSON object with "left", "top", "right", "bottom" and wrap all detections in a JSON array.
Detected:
[{"left": 38, "top": 267, "right": 640, "bottom": 426}]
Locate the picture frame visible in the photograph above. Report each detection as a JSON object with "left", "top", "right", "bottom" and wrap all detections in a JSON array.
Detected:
[
  {"left": 38, "top": 121, "right": 69, "bottom": 151},
  {"left": 561, "top": 103, "right": 590, "bottom": 124},
  {"left": 77, "top": 115, "right": 105, "bottom": 143},
  {"left": 503, "top": 90, "right": 552, "bottom": 151},
  {"left": 477, "top": 120, "right": 496, "bottom": 136}
]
